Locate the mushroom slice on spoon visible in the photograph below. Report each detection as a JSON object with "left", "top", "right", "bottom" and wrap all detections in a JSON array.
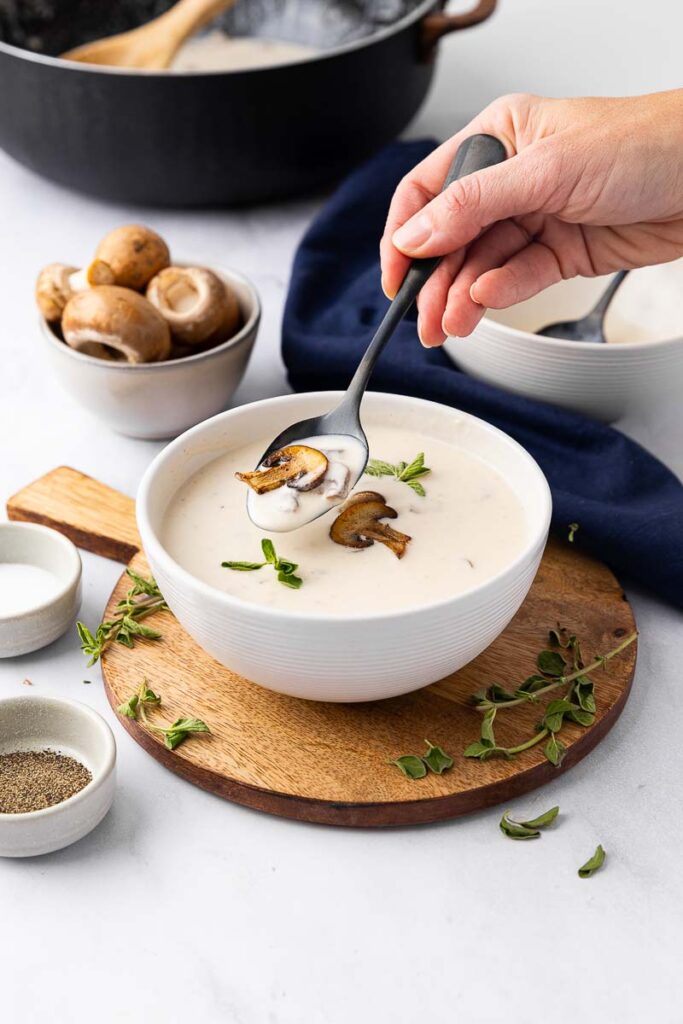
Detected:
[
  {"left": 236, "top": 446, "right": 329, "bottom": 495},
  {"left": 330, "top": 491, "right": 411, "bottom": 559}
]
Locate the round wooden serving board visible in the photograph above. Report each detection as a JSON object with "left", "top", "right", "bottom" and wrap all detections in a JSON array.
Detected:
[{"left": 8, "top": 467, "right": 637, "bottom": 827}]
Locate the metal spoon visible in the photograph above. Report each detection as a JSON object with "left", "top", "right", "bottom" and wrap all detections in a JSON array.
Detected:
[
  {"left": 536, "top": 270, "right": 628, "bottom": 342},
  {"left": 250, "top": 133, "right": 508, "bottom": 530}
]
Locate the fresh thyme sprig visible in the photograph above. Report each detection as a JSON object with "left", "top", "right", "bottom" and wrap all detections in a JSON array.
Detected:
[
  {"left": 464, "top": 626, "right": 638, "bottom": 767},
  {"left": 117, "top": 680, "right": 210, "bottom": 751},
  {"left": 77, "top": 568, "right": 168, "bottom": 666},
  {"left": 222, "top": 538, "right": 303, "bottom": 589},
  {"left": 365, "top": 452, "right": 431, "bottom": 497}
]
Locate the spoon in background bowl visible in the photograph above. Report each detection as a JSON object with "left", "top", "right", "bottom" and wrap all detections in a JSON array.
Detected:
[
  {"left": 246, "top": 133, "right": 508, "bottom": 532},
  {"left": 536, "top": 270, "right": 628, "bottom": 342},
  {"left": 61, "top": 0, "right": 237, "bottom": 69}
]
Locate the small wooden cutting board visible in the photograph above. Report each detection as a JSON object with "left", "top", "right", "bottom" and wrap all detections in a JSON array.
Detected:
[{"left": 8, "top": 467, "right": 637, "bottom": 827}]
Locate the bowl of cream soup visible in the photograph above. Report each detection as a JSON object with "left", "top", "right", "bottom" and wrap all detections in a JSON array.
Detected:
[
  {"left": 137, "top": 392, "right": 551, "bottom": 702},
  {"left": 445, "top": 261, "right": 683, "bottom": 423}
]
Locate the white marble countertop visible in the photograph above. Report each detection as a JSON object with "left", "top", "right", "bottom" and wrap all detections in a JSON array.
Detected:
[{"left": 1, "top": 2, "right": 682, "bottom": 1021}]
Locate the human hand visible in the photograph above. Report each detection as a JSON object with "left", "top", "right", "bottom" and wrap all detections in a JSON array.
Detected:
[{"left": 380, "top": 90, "right": 683, "bottom": 346}]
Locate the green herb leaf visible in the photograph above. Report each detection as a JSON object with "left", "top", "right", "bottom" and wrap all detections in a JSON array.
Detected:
[
  {"left": 221, "top": 560, "right": 265, "bottom": 571},
  {"left": 566, "top": 706, "right": 595, "bottom": 727},
  {"left": 575, "top": 678, "right": 596, "bottom": 713},
  {"left": 365, "top": 459, "right": 397, "bottom": 478},
  {"left": 275, "top": 559, "right": 298, "bottom": 575},
  {"left": 121, "top": 616, "right": 162, "bottom": 640},
  {"left": 261, "top": 539, "right": 277, "bottom": 565},
  {"left": 578, "top": 844, "right": 606, "bottom": 878},
  {"left": 390, "top": 755, "right": 428, "bottom": 779},
  {"left": 480, "top": 707, "right": 497, "bottom": 746},
  {"left": 125, "top": 568, "right": 163, "bottom": 598},
  {"left": 499, "top": 811, "right": 541, "bottom": 840},
  {"left": 543, "top": 698, "right": 575, "bottom": 733},
  {"left": 278, "top": 571, "right": 303, "bottom": 589},
  {"left": 516, "top": 675, "right": 549, "bottom": 695},
  {"left": 422, "top": 741, "right": 454, "bottom": 775},
  {"left": 365, "top": 452, "right": 431, "bottom": 496},
  {"left": 537, "top": 650, "right": 567, "bottom": 676},
  {"left": 168, "top": 717, "right": 210, "bottom": 734},
  {"left": 139, "top": 682, "right": 161, "bottom": 706},
  {"left": 463, "top": 741, "right": 491, "bottom": 759},
  {"left": 117, "top": 694, "right": 139, "bottom": 719},
  {"left": 544, "top": 734, "right": 566, "bottom": 767},
  {"left": 520, "top": 805, "right": 560, "bottom": 829},
  {"left": 568, "top": 522, "right": 580, "bottom": 543}
]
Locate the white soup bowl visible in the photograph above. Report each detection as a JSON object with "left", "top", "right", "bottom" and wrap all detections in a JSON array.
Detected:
[{"left": 137, "top": 392, "right": 551, "bottom": 703}]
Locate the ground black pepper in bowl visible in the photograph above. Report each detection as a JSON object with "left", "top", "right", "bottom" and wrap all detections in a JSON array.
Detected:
[{"left": 0, "top": 750, "right": 92, "bottom": 813}]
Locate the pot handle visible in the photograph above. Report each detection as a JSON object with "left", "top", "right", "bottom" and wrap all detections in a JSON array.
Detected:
[{"left": 421, "top": 0, "right": 497, "bottom": 57}]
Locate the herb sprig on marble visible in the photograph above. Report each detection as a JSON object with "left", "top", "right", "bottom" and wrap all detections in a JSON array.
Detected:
[
  {"left": 118, "top": 680, "right": 210, "bottom": 751},
  {"left": 365, "top": 452, "right": 431, "bottom": 497},
  {"left": 222, "top": 538, "right": 303, "bottom": 589},
  {"left": 463, "top": 626, "right": 638, "bottom": 767},
  {"left": 77, "top": 569, "right": 168, "bottom": 666}
]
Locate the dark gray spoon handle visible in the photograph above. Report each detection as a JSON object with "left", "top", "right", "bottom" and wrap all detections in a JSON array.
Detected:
[
  {"left": 588, "top": 269, "right": 628, "bottom": 321},
  {"left": 337, "top": 133, "right": 508, "bottom": 415}
]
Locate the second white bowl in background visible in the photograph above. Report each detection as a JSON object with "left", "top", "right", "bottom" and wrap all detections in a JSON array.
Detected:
[{"left": 445, "top": 262, "right": 683, "bottom": 423}]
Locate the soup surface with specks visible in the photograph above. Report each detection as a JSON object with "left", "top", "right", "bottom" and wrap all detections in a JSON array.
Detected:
[{"left": 161, "top": 425, "right": 528, "bottom": 615}]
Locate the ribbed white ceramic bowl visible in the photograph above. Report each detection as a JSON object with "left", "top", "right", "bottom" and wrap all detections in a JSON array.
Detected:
[
  {"left": 40, "top": 264, "right": 260, "bottom": 440},
  {"left": 445, "top": 266, "right": 683, "bottom": 423},
  {"left": 137, "top": 392, "right": 551, "bottom": 703}
]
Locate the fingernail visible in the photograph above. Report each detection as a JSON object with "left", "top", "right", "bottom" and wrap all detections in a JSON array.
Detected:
[
  {"left": 393, "top": 214, "right": 431, "bottom": 252},
  {"left": 470, "top": 282, "right": 482, "bottom": 305},
  {"left": 416, "top": 317, "right": 428, "bottom": 348}
]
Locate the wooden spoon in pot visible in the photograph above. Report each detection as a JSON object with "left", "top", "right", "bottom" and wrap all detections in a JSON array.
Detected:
[{"left": 62, "top": 0, "right": 238, "bottom": 69}]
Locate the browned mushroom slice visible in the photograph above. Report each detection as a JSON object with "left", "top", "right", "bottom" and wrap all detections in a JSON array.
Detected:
[
  {"left": 330, "top": 491, "right": 412, "bottom": 559},
  {"left": 235, "top": 446, "right": 328, "bottom": 495}
]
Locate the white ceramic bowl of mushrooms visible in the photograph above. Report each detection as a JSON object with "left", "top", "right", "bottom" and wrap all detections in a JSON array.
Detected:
[
  {"left": 37, "top": 225, "right": 261, "bottom": 440},
  {"left": 445, "top": 262, "right": 683, "bottom": 423}
]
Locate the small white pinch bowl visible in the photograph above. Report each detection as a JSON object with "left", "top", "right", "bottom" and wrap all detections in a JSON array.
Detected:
[
  {"left": 0, "top": 522, "right": 82, "bottom": 658},
  {"left": 40, "top": 264, "right": 261, "bottom": 440},
  {"left": 137, "top": 391, "right": 551, "bottom": 703},
  {"left": 0, "top": 696, "right": 116, "bottom": 858},
  {"left": 445, "top": 264, "right": 683, "bottom": 423}
]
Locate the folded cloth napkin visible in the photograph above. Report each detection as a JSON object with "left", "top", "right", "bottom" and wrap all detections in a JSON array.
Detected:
[{"left": 282, "top": 139, "right": 683, "bottom": 609}]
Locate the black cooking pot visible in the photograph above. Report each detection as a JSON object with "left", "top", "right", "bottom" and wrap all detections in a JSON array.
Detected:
[{"left": 0, "top": 0, "right": 496, "bottom": 206}]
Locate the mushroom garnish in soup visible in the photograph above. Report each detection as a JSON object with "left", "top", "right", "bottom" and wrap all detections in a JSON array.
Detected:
[
  {"left": 236, "top": 434, "right": 368, "bottom": 532},
  {"left": 161, "top": 423, "right": 529, "bottom": 616}
]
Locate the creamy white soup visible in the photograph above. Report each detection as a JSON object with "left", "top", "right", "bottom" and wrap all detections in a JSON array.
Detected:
[
  {"left": 161, "top": 425, "right": 528, "bottom": 615},
  {"left": 171, "top": 33, "right": 317, "bottom": 72}
]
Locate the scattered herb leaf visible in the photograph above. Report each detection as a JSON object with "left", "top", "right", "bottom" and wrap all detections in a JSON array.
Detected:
[
  {"left": 390, "top": 755, "right": 427, "bottom": 780},
  {"left": 222, "top": 539, "right": 303, "bottom": 589},
  {"left": 365, "top": 452, "right": 431, "bottom": 496},
  {"left": 537, "top": 650, "right": 567, "bottom": 676},
  {"left": 521, "top": 805, "right": 560, "bottom": 829},
  {"left": 422, "top": 741, "right": 454, "bottom": 775},
  {"left": 568, "top": 523, "right": 580, "bottom": 543},
  {"left": 578, "top": 844, "right": 606, "bottom": 878},
  {"left": 117, "top": 680, "right": 210, "bottom": 751},
  {"left": 544, "top": 734, "right": 566, "bottom": 766}
]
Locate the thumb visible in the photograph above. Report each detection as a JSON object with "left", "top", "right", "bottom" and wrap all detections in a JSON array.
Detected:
[{"left": 391, "top": 145, "right": 552, "bottom": 258}]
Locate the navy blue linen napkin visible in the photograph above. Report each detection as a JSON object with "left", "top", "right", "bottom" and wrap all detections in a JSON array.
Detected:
[{"left": 282, "top": 140, "right": 683, "bottom": 609}]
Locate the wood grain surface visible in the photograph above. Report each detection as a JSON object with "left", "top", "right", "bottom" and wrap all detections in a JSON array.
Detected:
[{"left": 8, "top": 467, "right": 638, "bottom": 827}]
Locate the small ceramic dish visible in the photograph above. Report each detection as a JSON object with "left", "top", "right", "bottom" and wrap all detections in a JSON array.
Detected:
[
  {"left": 137, "top": 391, "right": 551, "bottom": 702},
  {"left": 0, "top": 696, "right": 116, "bottom": 857},
  {"left": 40, "top": 263, "right": 261, "bottom": 440},
  {"left": 0, "top": 522, "right": 82, "bottom": 658},
  {"left": 445, "top": 262, "right": 683, "bottom": 423}
]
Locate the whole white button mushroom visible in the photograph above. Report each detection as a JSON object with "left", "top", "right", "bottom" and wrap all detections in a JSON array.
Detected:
[
  {"left": 146, "top": 266, "right": 241, "bottom": 346},
  {"left": 61, "top": 286, "right": 172, "bottom": 363},
  {"left": 35, "top": 260, "right": 115, "bottom": 322},
  {"left": 95, "top": 224, "right": 170, "bottom": 291}
]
